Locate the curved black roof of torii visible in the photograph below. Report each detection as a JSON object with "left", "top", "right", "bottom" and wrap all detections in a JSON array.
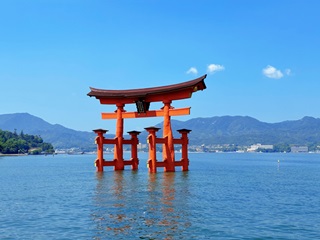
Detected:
[{"left": 88, "top": 74, "right": 207, "bottom": 104}]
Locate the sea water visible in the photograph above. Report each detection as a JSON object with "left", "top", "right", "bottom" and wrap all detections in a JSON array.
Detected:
[{"left": 0, "top": 153, "right": 319, "bottom": 239}]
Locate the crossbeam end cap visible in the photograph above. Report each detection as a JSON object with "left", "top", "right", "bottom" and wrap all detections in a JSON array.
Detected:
[
  {"left": 127, "top": 130, "right": 142, "bottom": 135},
  {"left": 144, "top": 126, "right": 161, "bottom": 132},
  {"left": 177, "top": 128, "right": 192, "bottom": 133},
  {"left": 93, "top": 129, "right": 108, "bottom": 134}
]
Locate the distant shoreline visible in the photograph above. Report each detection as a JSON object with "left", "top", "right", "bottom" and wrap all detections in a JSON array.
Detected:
[{"left": 0, "top": 153, "right": 28, "bottom": 157}]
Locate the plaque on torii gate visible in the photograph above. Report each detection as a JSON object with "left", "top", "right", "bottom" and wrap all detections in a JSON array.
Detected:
[{"left": 88, "top": 74, "right": 207, "bottom": 172}]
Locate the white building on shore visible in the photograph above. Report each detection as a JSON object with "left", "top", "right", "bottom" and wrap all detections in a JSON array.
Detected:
[
  {"left": 291, "top": 146, "right": 308, "bottom": 153},
  {"left": 247, "top": 143, "right": 273, "bottom": 152}
]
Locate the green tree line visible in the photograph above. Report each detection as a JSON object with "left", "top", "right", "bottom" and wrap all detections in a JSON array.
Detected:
[{"left": 0, "top": 129, "right": 54, "bottom": 154}]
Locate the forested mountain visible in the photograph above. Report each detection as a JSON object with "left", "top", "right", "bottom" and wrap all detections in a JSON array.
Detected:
[
  {"left": 156, "top": 116, "right": 320, "bottom": 146},
  {"left": 0, "top": 129, "right": 54, "bottom": 154},
  {"left": 1, "top": 113, "right": 320, "bottom": 149}
]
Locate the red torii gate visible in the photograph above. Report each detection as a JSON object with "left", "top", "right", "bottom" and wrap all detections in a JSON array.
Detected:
[{"left": 88, "top": 74, "right": 207, "bottom": 172}]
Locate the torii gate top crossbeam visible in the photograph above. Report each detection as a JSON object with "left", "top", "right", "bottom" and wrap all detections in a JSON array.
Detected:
[{"left": 87, "top": 74, "right": 207, "bottom": 104}]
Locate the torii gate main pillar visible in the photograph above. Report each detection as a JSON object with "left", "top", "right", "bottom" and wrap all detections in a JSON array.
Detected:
[
  {"left": 114, "top": 103, "right": 125, "bottom": 170},
  {"left": 162, "top": 100, "right": 175, "bottom": 172}
]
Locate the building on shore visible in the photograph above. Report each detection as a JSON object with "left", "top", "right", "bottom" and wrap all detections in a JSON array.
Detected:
[
  {"left": 291, "top": 146, "right": 308, "bottom": 153},
  {"left": 247, "top": 143, "right": 273, "bottom": 152}
]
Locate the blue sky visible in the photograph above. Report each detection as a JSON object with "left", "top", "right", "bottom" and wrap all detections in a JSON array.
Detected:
[{"left": 1, "top": 0, "right": 319, "bottom": 133}]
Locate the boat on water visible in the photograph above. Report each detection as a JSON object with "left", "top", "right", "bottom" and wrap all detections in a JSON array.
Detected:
[
  {"left": 67, "top": 151, "right": 85, "bottom": 155},
  {"left": 66, "top": 148, "right": 85, "bottom": 155}
]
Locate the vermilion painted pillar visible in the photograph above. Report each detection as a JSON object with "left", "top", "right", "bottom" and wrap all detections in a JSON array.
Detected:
[
  {"left": 128, "top": 130, "right": 141, "bottom": 170},
  {"left": 114, "top": 104, "right": 125, "bottom": 170},
  {"left": 162, "top": 100, "right": 175, "bottom": 172},
  {"left": 93, "top": 129, "right": 108, "bottom": 172},
  {"left": 177, "top": 129, "right": 191, "bottom": 171},
  {"left": 145, "top": 127, "right": 160, "bottom": 173}
]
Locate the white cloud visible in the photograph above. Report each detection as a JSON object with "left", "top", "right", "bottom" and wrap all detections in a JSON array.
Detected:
[
  {"left": 186, "top": 67, "right": 198, "bottom": 75},
  {"left": 207, "top": 64, "right": 225, "bottom": 74},
  {"left": 262, "top": 65, "right": 284, "bottom": 79}
]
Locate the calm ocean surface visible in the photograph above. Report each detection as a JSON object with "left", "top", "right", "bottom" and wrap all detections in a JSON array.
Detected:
[{"left": 1, "top": 152, "right": 319, "bottom": 239}]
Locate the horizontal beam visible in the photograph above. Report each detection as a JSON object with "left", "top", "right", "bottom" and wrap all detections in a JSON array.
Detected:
[
  {"left": 103, "top": 160, "right": 116, "bottom": 166},
  {"left": 173, "top": 139, "right": 183, "bottom": 144},
  {"left": 103, "top": 138, "right": 117, "bottom": 144},
  {"left": 102, "top": 107, "right": 190, "bottom": 119},
  {"left": 174, "top": 161, "right": 184, "bottom": 166},
  {"left": 155, "top": 161, "right": 166, "bottom": 168}
]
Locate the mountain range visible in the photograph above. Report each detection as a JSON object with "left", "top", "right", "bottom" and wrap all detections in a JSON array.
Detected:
[
  {"left": 0, "top": 113, "right": 106, "bottom": 150},
  {"left": 1, "top": 113, "right": 320, "bottom": 150},
  {"left": 163, "top": 116, "right": 320, "bottom": 146}
]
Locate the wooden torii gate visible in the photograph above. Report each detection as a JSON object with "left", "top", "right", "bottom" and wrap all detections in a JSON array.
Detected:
[{"left": 87, "top": 74, "right": 207, "bottom": 172}]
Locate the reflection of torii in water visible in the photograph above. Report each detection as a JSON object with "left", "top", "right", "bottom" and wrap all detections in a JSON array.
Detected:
[{"left": 88, "top": 74, "right": 207, "bottom": 172}]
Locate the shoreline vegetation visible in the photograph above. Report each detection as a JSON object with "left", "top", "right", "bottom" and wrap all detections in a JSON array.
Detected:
[
  {"left": 0, "top": 153, "right": 28, "bottom": 157},
  {"left": 0, "top": 129, "right": 54, "bottom": 155}
]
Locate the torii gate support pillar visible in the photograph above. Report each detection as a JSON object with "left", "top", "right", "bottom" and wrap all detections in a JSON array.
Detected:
[
  {"left": 93, "top": 129, "right": 108, "bottom": 172},
  {"left": 126, "top": 131, "right": 141, "bottom": 170},
  {"left": 176, "top": 129, "right": 192, "bottom": 171}
]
